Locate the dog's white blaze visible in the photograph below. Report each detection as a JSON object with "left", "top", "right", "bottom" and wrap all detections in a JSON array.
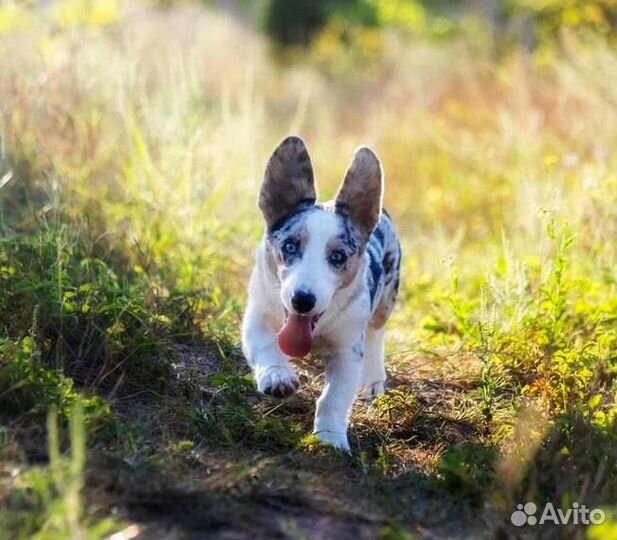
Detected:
[{"left": 279, "top": 210, "right": 341, "bottom": 316}]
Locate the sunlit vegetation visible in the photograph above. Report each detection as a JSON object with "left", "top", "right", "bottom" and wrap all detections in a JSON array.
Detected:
[{"left": 1, "top": 1, "right": 617, "bottom": 538}]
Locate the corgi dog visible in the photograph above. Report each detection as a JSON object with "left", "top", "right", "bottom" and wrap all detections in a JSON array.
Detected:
[{"left": 242, "top": 136, "right": 401, "bottom": 451}]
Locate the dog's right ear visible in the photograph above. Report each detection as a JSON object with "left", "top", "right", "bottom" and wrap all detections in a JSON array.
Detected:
[{"left": 259, "top": 136, "right": 316, "bottom": 231}]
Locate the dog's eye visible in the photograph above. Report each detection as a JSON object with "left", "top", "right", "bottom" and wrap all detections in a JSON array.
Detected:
[
  {"left": 282, "top": 240, "right": 297, "bottom": 255},
  {"left": 328, "top": 250, "right": 347, "bottom": 266}
]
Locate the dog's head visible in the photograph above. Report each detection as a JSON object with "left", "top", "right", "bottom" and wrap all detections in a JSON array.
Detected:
[{"left": 259, "top": 136, "right": 383, "bottom": 357}]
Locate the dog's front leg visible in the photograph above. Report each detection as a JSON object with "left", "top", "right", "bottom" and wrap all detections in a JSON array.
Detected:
[
  {"left": 242, "top": 299, "right": 299, "bottom": 399},
  {"left": 313, "top": 341, "right": 364, "bottom": 452}
]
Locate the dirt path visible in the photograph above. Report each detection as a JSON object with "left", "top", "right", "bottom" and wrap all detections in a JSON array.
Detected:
[{"left": 91, "top": 344, "right": 513, "bottom": 540}]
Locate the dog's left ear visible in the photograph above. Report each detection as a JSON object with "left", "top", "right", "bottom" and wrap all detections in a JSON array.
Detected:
[
  {"left": 335, "top": 146, "right": 383, "bottom": 239},
  {"left": 259, "top": 136, "right": 317, "bottom": 231}
]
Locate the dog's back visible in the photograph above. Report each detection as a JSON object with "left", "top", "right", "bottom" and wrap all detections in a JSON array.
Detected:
[{"left": 367, "top": 210, "right": 401, "bottom": 329}]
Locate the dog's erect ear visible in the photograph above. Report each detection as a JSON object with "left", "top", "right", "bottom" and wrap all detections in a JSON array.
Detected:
[
  {"left": 259, "top": 136, "right": 316, "bottom": 231},
  {"left": 335, "top": 146, "right": 383, "bottom": 239}
]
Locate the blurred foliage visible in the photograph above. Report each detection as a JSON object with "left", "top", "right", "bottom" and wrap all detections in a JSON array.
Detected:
[
  {"left": 0, "top": 0, "right": 121, "bottom": 33},
  {"left": 263, "top": 0, "right": 453, "bottom": 46},
  {"left": 508, "top": 0, "right": 617, "bottom": 39},
  {"left": 0, "top": 405, "right": 120, "bottom": 539},
  {"left": 264, "top": 0, "right": 331, "bottom": 46},
  {"left": 6, "top": 0, "right": 617, "bottom": 51},
  {"left": 261, "top": 0, "right": 617, "bottom": 51}
]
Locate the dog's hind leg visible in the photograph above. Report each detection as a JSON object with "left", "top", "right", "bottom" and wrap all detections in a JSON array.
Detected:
[{"left": 358, "top": 325, "right": 386, "bottom": 399}]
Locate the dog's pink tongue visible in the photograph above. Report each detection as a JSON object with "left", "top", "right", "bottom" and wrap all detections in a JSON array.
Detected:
[{"left": 277, "top": 314, "right": 313, "bottom": 358}]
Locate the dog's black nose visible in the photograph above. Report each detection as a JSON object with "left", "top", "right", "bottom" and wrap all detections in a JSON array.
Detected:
[{"left": 291, "top": 290, "right": 316, "bottom": 314}]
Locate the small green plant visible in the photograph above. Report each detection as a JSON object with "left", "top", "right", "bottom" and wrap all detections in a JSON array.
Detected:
[
  {"left": 381, "top": 522, "right": 417, "bottom": 540},
  {"left": 437, "top": 443, "right": 497, "bottom": 501},
  {"left": 0, "top": 336, "right": 110, "bottom": 423},
  {"left": 476, "top": 289, "right": 509, "bottom": 435},
  {"left": 191, "top": 373, "right": 256, "bottom": 446}
]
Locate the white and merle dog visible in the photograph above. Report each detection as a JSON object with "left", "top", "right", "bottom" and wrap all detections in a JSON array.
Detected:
[{"left": 242, "top": 136, "right": 401, "bottom": 452}]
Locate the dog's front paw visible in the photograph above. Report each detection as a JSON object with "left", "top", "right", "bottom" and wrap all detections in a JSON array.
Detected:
[
  {"left": 359, "top": 380, "right": 385, "bottom": 400},
  {"left": 314, "top": 430, "right": 350, "bottom": 453},
  {"left": 256, "top": 365, "right": 299, "bottom": 399}
]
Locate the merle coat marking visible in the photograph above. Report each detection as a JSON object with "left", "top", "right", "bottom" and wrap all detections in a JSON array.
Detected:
[{"left": 242, "top": 136, "right": 401, "bottom": 452}]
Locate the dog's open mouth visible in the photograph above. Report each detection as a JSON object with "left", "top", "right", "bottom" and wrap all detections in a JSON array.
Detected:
[{"left": 277, "top": 311, "right": 322, "bottom": 358}]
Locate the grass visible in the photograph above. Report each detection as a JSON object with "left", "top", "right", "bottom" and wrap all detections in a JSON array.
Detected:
[{"left": 1, "top": 2, "right": 617, "bottom": 539}]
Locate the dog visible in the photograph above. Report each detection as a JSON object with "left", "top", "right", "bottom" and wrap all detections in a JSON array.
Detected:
[{"left": 242, "top": 136, "right": 401, "bottom": 452}]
